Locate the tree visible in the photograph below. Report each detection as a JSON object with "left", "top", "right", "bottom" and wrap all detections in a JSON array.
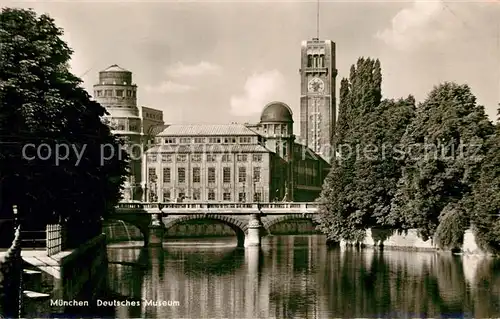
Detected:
[
  {"left": 318, "top": 57, "right": 398, "bottom": 243},
  {"left": 386, "top": 82, "right": 495, "bottom": 245},
  {"left": 350, "top": 97, "right": 415, "bottom": 228},
  {"left": 0, "top": 8, "right": 128, "bottom": 229},
  {"left": 467, "top": 108, "right": 500, "bottom": 253}
]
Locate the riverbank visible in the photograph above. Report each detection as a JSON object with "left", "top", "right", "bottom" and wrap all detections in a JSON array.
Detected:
[{"left": 338, "top": 228, "right": 493, "bottom": 256}]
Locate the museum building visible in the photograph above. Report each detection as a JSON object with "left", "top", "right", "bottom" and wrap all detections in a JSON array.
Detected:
[{"left": 144, "top": 102, "right": 330, "bottom": 203}]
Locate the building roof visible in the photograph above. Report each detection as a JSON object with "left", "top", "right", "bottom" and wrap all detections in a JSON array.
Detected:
[
  {"left": 102, "top": 64, "right": 130, "bottom": 72},
  {"left": 146, "top": 144, "right": 272, "bottom": 154},
  {"left": 293, "top": 142, "right": 331, "bottom": 164},
  {"left": 260, "top": 101, "right": 294, "bottom": 123},
  {"left": 158, "top": 124, "right": 259, "bottom": 136}
]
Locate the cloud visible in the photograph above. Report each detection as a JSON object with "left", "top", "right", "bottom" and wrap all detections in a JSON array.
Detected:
[
  {"left": 230, "top": 70, "right": 287, "bottom": 116},
  {"left": 376, "top": 0, "right": 446, "bottom": 50},
  {"left": 144, "top": 81, "right": 195, "bottom": 94},
  {"left": 166, "top": 61, "right": 222, "bottom": 78}
]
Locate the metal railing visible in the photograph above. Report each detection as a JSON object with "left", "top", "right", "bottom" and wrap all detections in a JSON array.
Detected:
[
  {"left": 46, "top": 224, "right": 65, "bottom": 256},
  {"left": 20, "top": 230, "right": 46, "bottom": 248},
  {"left": 115, "top": 202, "right": 322, "bottom": 211},
  {"left": 0, "top": 226, "right": 23, "bottom": 318}
]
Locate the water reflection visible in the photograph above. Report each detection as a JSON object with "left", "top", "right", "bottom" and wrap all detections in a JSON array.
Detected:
[{"left": 106, "top": 236, "right": 500, "bottom": 318}]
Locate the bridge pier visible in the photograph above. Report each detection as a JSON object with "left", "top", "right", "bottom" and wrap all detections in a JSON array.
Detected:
[
  {"left": 147, "top": 213, "right": 164, "bottom": 247},
  {"left": 244, "top": 213, "right": 263, "bottom": 247}
]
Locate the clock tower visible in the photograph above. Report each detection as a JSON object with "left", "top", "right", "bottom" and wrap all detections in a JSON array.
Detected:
[{"left": 299, "top": 38, "right": 337, "bottom": 162}]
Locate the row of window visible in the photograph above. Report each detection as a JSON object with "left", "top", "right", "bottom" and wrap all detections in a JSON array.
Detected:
[
  {"left": 147, "top": 153, "right": 263, "bottom": 163},
  {"left": 161, "top": 136, "right": 254, "bottom": 144},
  {"left": 149, "top": 190, "right": 262, "bottom": 202},
  {"left": 107, "top": 118, "right": 140, "bottom": 132},
  {"left": 95, "top": 89, "right": 136, "bottom": 98},
  {"left": 306, "top": 55, "right": 326, "bottom": 68},
  {"left": 149, "top": 166, "right": 261, "bottom": 184},
  {"left": 144, "top": 112, "right": 162, "bottom": 120},
  {"left": 261, "top": 124, "right": 289, "bottom": 136}
]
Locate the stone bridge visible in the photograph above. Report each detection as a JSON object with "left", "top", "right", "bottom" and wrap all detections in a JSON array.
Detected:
[{"left": 109, "top": 202, "right": 321, "bottom": 247}]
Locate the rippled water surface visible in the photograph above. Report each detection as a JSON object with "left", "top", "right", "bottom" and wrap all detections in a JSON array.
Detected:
[{"left": 105, "top": 235, "right": 500, "bottom": 318}]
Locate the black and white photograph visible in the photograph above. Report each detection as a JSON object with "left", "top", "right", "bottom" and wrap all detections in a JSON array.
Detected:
[{"left": 0, "top": 0, "right": 499, "bottom": 318}]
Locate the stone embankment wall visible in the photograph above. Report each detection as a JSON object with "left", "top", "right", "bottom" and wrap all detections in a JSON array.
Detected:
[
  {"left": 52, "top": 234, "right": 108, "bottom": 303},
  {"left": 341, "top": 228, "right": 487, "bottom": 255}
]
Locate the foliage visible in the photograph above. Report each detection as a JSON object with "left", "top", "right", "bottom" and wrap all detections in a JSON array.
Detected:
[
  {"left": 386, "top": 82, "right": 495, "bottom": 241},
  {"left": 0, "top": 8, "right": 128, "bottom": 225},
  {"left": 468, "top": 127, "right": 500, "bottom": 253},
  {"left": 434, "top": 202, "right": 469, "bottom": 250},
  {"left": 318, "top": 57, "right": 414, "bottom": 242}
]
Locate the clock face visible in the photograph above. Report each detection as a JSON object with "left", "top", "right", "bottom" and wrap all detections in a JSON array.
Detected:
[{"left": 308, "top": 77, "right": 325, "bottom": 93}]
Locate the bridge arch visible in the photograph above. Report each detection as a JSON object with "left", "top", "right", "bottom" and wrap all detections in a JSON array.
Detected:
[
  {"left": 263, "top": 213, "right": 319, "bottom": 234},
  {"left": 105, "top": 216, "right": 149, "bottom": 244},
  {"left": 164, "top": 214, "right": 248, "bottom": 246}
]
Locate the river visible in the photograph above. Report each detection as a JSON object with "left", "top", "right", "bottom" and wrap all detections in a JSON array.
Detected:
[{"left": 103, "top": 235, "right": 500, "bottom": 318}]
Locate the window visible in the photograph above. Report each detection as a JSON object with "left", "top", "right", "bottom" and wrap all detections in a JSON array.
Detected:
[
  {"left": 222, "top": 154, "right": 231, "bottom": 162},
  {"left": 127, "top": 90, "right": 132, "bottom": 97},
  {"left": 192, "top": 154, "right": 202, "bottom": 162},
  {"left": 177, "top": 155, "right": 187, "bottom": 162},
  {"left": 238, "top": 167, "right": 246, "bottom": 182},
  {"left": 149, "top": 192, "right": 157, "bottom": 202},
  {"left": 208, "top": 190, "right": 215, "bottom": 200},
  {"left": 148, "top": 168, "right": 157, "bottom": 182},
  {"left": 163, "top": 168, "right": 171, "bottom": 183},
  {"left": 165, "top": 138, "right": 176, "bottom": 144},
  {"left": 208, "top": 137, "right": 221, "bottom": 143},
  {"left": 252, "top": 154, "right": 262, "bottom": 162},
  {"left": 239, "top": 137, "right": 252, "bottom": 144},
  {"left": 180, "top": 137, "right": 191, "bottom": 144},
  {"left": 115, "top": 122, "right": 125, "bottom": 131},
  {"left": 96, "top": 90, "right": 102, "bottom": 97},
  {"left": 223, "top": 167, "right": 231, "bottom": 183},
  {"left": 223, "top": 192, "right": 231, "bottom": 201},
  {"left": 105, "top": 90, "right": 112, "bottom": 96},
  {"left": 206, "top": 154, "right": 216, "bottom": 162},
  {"left": 238, "top": 192, "right": 246, "bottom": 202},
  {"left": 163, "top": 190, "right": 170, "bottom": 202},
  {"left": 116, "top": 90, "right": 124, "bottom": 97},
  {"left": 161, "top": 154, "right": 172, "bottom": 162},
  {"left": 208, "top": 167, "right": 216, "bottom": 183},
  {"left": 178, "top": 168, "right": 186, "bottom": 183},
  {"left": 282, "top": 124, "right": 287, "bottom": 135},
  {"left": 193, "top": 167, "right": 201, "bottom": 183},
  {"left": 223, "top": 137, "right": 236, "bottom": 144},
  {"left": 147, "top": 154, "right": 157, "bottom": 162},
  {"left": 132, "top": 91, "right": 136, "bottom": 97},
  {"left": 178, "top": 191, "right": 185, "bottom": 200},
  {"left": 253, "top": 192, "right": 262, "bottom": 202},
  {"left": 194, "top": 137, "right": 205, "bottom": 143},
  {"left": 237, "top": 154, "right": 247, "bottom": 162},
  {"left": 129, "top": 124, "right": 138, "bottom": 131},
  {"left": 193, "top": 189, "right": 201, "bottom": 200},
  {"left": 253, "top": 167, "right": 261, "bottom": 182}
]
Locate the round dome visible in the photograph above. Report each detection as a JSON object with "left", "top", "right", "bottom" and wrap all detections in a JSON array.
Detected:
[{"left": 260, "top": 101, "right": 293, "bottom": 123}]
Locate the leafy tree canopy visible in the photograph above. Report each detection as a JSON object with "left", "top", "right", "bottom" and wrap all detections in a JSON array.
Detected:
[
  {"left": 386, "top": 82, "right": 495, "bottom": 241},
  {"left": 0, "top": 8, "right": 128, "bottom": 225},
  {"left": 317, "top": 57, "right": 415, "bottom": 243}
]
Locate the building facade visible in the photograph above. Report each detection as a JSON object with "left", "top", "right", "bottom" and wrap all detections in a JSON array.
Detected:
[
  {"left": 145, "top": 102, "right": 330, "bottom": 203},
  {"left": 93, "top": 65, "right": 164, "bottom": 201},
  {"left": 299, "top": 38, "right": 337, "bottom": 162}
]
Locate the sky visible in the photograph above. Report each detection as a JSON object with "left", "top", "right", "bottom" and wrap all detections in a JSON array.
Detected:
[{"left": 3, "top": 0, "right": 500, "bottom": 135}]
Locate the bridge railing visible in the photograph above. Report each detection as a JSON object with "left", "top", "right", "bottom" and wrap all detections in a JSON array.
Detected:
[
  {"left": 46, "top": 224, "right": 65, "bottom": 256},
  {"left": 0, "top": 225, "right": 23, "bottom": 318},
  {"left": 115, "top": 202, "right": 322, "bottom": 210}
]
